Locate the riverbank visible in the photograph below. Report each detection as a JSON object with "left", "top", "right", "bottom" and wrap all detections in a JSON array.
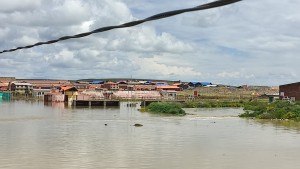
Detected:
[
  {"left": 143, "top": 100, "right": 300, "bottom": 121},
  {"left": 142, "top": 102, "right": 186, "bottom": 116},
  {"left": 239, "top": 101, "right": 300, "bottom": 121},
  {"left": 182, "top": 100, "right": 244, "bottom": 108}
]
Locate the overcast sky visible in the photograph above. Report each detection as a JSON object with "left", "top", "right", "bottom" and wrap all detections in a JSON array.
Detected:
[{"left": 0, "top": 0, "right": 299, "bottom": 86}]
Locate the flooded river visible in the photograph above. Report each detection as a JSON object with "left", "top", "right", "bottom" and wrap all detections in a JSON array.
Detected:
[{"left": 1, "top": 100, "right": 300, "bottom": 169}]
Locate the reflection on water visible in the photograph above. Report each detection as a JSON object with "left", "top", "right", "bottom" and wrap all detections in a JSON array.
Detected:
[
  {"left": 44, "top": 102, "right": 67, "bottom": 109},
  {"left": 1, "top": 101, "right": 300, "bottom": 169},
  {"left": 253, "top": 119, "right": 300, "bottom": 133}
]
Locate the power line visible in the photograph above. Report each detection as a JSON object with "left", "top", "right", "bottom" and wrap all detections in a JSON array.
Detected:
[{"left": 0, "top": 0, "right": 242, "bottom": 54}]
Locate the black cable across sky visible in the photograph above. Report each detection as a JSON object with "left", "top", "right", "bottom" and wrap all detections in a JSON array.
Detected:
[{"left": 0, "top": 0, "right": 242, "bottom": 54}]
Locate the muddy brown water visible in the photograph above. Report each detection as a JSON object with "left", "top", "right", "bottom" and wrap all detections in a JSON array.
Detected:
[{"left": 1, "top": 101, "right": 300, "bottom": 169}]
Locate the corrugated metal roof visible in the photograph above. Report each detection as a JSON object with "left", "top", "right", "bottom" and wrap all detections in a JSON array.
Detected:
[
  {"left": 200, "top": 82, "right": 212, "bottom": 86},
  {"left": 188, "top": 82, "right": 212, "bottom": 86},
  {"left": 0, "top": 83, "right": 9, "bottom": 87},
  {"left": 61, "top": 86, "right": 78, "bottom": 91},
  {"left": 188, "top": 82, "right": 200, "bottom": 85},
  {"left": 156, "top": 86, "right": 180, "bottom": 89},
  {"left": 13, "top": 82, "right": 32, "bottom": 86},
  {"left": 105, "top": 81, "right": 117, "bottom": 84},
  {"left": 90, "top": 80, "right": 104, "bottom": 84},
  {"left": 172, "top": 83, "right": 182, "bottom": 86}
]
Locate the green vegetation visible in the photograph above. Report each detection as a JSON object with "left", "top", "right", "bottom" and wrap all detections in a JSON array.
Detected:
[
  {"left": 141, "top": 99, "right": 300, "bottom": 121},
  {"left": 146, "top": 102, "right": 186, "bottom": 116},
  {"left": 182, "top": 100, "right": 244, "bottom": 108},
  {"left": 239, "top": 101, "right": 300, "bottom": 121},
  {"left": 180, "top": 99, "right": 300, "bottom": 121}
]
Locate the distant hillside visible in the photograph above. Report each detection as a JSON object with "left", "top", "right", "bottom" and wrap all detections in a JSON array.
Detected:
[
  {"left": 15, "top": 77, "right": 182, "bottom": 83},
  {"left": 77, "top": 78, "right": 181, "bottom": 83}
]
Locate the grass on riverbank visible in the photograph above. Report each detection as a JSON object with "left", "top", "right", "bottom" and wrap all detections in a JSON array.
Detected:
[
  {"left": 239, "top": 101, "right": 300, "bottom": 121},
  {"left": 182, "top": 100, "right": 245, "bottom": 108},
  {"left": 145, "top": 102, "right": 186, "bottom": 116},
  {"left": 144, "top": 100, "right": 300, "bottom": 121}
]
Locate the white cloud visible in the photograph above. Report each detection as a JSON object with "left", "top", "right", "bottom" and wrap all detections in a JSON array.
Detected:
[
  {"left": 0, "top": 0, "right": 300, "bottom": 85},
  {"left": 0, "top": 0, "right": 41, "bottom": 13},
  {"left": 104, "top": 27, "right": 194, "bottom": 54}
]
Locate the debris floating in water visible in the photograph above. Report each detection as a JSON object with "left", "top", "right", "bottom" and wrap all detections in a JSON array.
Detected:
[{"left": 133, "top": 123, "right": 143, "bottom": 127}]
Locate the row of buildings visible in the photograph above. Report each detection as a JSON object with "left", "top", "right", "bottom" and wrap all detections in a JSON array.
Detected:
[
  {"left": 0, "top": 77, "right": 214, "bottom": 103},
  {"left": 4, "top": 77, "right": 300, "bottom": 102}
]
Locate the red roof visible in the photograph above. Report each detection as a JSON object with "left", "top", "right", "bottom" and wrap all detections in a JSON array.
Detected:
[
  {"left": 172, "top": 83, "right": 182, "bottom": 86},
  {"left": 105, "top": 81, "right": 117, "bottom": 84},
  {"left": 156, "top": 86, "right": 180, "bottom": 89},
  {"left": 0, "top": 83, "right": 9, "bottom": 87},
  {"left": 61, "top": 86, "right": 74, "bottom": 91}
]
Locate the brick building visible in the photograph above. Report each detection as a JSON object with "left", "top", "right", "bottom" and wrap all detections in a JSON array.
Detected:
[{"left": 279, "top": 82, "right": 300, "bottom": 101}]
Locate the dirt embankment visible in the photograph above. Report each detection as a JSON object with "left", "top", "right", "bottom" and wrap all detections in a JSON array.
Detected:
[{"left": 177, "top": 86, "right": 279, "bottom": 101}]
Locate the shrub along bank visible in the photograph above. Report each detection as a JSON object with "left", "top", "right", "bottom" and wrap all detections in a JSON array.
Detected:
[
  {"left": 146, "top": 102, "right": 186, "bottom": 116},
  {"left": 239, "top": 101, "right": 300, "bottom": 121},
  {"left": 143, "top": 100, "right": 300, "bottom": 121}
]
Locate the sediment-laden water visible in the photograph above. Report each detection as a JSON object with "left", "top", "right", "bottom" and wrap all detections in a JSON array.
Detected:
[{"left": 1, "top": 100, "right": 300, "bottom": 169}]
